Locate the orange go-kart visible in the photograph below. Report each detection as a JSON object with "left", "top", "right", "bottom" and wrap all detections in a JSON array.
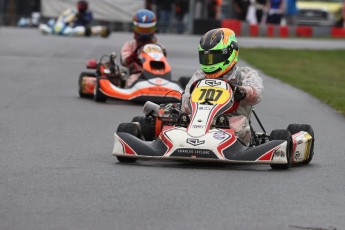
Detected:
[{"left": 78, "top": 43, "right": 183, "bottom": 103}]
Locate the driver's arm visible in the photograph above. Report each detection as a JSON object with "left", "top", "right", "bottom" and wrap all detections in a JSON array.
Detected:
[
  {"left": 120, "top": 41, "right": 137, "bottom": 66},
  {"left": 181, "top": 70, "right": 205, "bottom": 113},
  {"left": 237, "top": 67, "right": 263, "bottom": 105}
]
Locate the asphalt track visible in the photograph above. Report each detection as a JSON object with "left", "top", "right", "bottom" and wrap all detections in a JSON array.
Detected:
[{"left": 1, "top": 27, "right": 345, "bottom": 230}]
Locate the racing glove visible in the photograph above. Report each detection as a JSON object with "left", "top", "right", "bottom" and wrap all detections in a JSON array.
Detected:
[{"left": 234, "top": 87, "right": 247, "bottom": 101}]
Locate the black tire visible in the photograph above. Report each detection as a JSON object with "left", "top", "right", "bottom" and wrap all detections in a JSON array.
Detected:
[
  {"left": 78, "top": 72, "right": 96, "bottom": 98},
  {"left": 178, "top": 76, "right": 191, "bottom": 89},
  {"left": 287, "top": 124, "right": 314, "bottom": 164},
  {"left": 116, "top": 123, "right": 142, "bottom": 163},
  {"left": 101, "top": 27, "right": 111, "bottom": 38},
  {"left": 131, "top": 116, "right": 144, "bottom": 123},
  {"left": 131, "top": 116, "right": 156, "bottom": 141},
  {"left": 94, "top": 78, "right": 107, "bottom": 102},
  {"left": 269, "top": 129, "right": 292, "bottom": 170}
]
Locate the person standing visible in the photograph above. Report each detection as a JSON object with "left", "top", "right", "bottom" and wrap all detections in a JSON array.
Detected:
[
  {"left": 175, "top": 0, "right": 189, "bottom": 33},
  {"left": 341, "top": 0, "right": 345, "bottom": 28},
  {"left": 255, "top": 0, "right": 267, "bottom": 24},
  {"left": 156, "top": 0, "right": 175, "bottom": 33},
  {"left": 208, "top": 0, "right": 222, "bottom": 19},
  {"left": 285, "top": 0, "right": 298, "bottom": 25},
  {"left": 266, "top": 0, "right": 284, "bottom": 25},
  {"left": 233, "top": 0, "right": 250, "bottom": 21}
]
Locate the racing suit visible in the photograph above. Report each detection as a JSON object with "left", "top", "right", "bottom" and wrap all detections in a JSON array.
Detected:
[
  {"left": 181, "top": 66, "right": 263, "bottom": 145},
  {"left": 120, "top": 38, "right": 158, "bottom": 87}
]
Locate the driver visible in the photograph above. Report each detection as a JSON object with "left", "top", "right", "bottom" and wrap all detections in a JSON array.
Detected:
[
  {"left": 120, "top": 9, "right": 158, "bottom": 87},
  {"left": 182, "top": 28, "right": 263, "bottom": 145},
  {"left": 73, "top": 0, "right": 93, "bottom": 29}
]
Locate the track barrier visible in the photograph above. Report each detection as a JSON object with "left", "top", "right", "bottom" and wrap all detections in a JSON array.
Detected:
[{"left": 219, "top": 19, "right": 344, "bottom": 38}]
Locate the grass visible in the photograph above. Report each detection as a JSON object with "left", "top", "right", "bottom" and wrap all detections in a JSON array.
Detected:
[{"left": 240, "top": 48, "right": 345, "bottom": 115}]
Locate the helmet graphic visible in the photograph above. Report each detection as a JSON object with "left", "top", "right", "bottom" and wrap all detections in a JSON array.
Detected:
[
  {"left": 198, "top": 28, "right": 239, "bottom": 79},
  {"left": 133, "top": 9, "right": 156, "bottom": 42},
  {"left": 77, "top": 1, "right": 88, "bottom": 13}
]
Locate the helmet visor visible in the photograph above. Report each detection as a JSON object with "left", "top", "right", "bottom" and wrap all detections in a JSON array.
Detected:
[
  {"left": 199, "top": 50, "right": 230, "bottom": 65},
  {"left": 133, "top": 21, "right": 156, "bottom": 35}
]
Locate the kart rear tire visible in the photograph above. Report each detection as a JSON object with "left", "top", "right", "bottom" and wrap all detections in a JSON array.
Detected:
[
  {"left": 94, "top": 78, "right": 107, "bottom": 102},
  {"left": 269, "top": 129, "right": 292, "bottom": 170},
  {"left": 116, "top": 123, "right": 141, "bottom": 163},
  {"left": 78, "top": 72, "right": 96, "bottom": 98},
  {"left": 178, "top": 76, "right": 191, "bottom": 89},
  {"left": 287, "top": 124, "right": 314, "bottom": 164}
]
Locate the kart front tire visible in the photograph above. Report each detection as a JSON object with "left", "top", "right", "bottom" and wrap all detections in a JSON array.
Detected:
[
  {"left": 131, "top": 116, "right": 155, "bottom": 141},
  {"left": 78, "top": 72, "right": 96, "bottom": 98},
  {"left": 116, "top": 123, "right": 141, "bottom": 163},
  {"left": 269, "top": 129, "right": 292, "bottom": 170},
  {"left": 94, "top": 78, "right": 107, "bottom": 102},
  {"left": 287, "top": 124, "right": 314, "bottom": 164}
]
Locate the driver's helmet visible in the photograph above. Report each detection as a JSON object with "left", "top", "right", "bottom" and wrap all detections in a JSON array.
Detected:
[
  {"left": 77, "top": 0, "right": 88, "bottom": 13},
  {"left": 132, "top": 9, "right": 157, "bottom": 43},
  {"left": 198, "top": 28, "right": 239, "bottom": 79}
]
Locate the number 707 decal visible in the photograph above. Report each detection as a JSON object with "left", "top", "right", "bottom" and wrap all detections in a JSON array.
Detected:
[{"left": 191, "top": 87, "right": 231, "bottom": 104}]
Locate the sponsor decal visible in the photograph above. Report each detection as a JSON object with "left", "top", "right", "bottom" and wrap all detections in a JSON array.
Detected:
[
  {"left": 186, "top": 138, "right": 205, "bottom": 146},
  {"left": 155, "top": 78, "right": 163, "bottom": 84},
  {"left": 199, "top": 106, "right": 211, "bottom": 110},
  {"left": 213, "top": 132, "right": 228, "bottom": 140},
  {"left": 294, "top": 150, "right": 301, "bottom": 160},
  {"left": 177, "top": 149, "right": 210, "bottom": 155},
  {"left": 274, "top": 149, "right": 285, "bottom": 158},
  {"left": 205, "top": 80, "right": 221, "bottom": 87},
  {"left": 148, "top": 87, "right": 169, "bottom": 92},
  {"left": 191, "top": 86, "right": 230, "bottom": 104},
  {"left": 192, "top": 125, "right": 205, "bottom": 129}
]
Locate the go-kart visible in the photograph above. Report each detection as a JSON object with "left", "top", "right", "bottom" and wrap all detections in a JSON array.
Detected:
[
  {"left": 78, "top": 43, "right": 183, "bottom": 103},
  {"left": 39, "top": 8, "right": 110, "bottom": 38},
  {"left": 113, "top": 78, "right": 315, "bottom": 170}
]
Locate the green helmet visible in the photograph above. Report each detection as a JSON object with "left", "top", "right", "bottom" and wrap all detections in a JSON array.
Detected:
[{"left": 198, "top": 28, "right": 239, "bottom": 79}]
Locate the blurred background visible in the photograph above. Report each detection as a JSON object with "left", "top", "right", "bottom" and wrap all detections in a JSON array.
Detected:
[{"left": 1, "top": 0, "right": 344, "bottom": 36}]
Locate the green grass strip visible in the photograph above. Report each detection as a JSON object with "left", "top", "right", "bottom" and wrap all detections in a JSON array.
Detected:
[{"left": 240, "top": 48, "right": 345, "bottom": 115}]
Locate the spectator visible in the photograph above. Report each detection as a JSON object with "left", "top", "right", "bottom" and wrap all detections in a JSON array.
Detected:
[
  {"left": 285, "top": 0, "right": 298, "bottom": 25},
  {"left": 194, "top": 0, "right": 205, "bottom": 19},
  {"left": 1, "top": 0, "right": 9, "bottom": 24},
  {"left": 255, "top": 0, "right": 267, "bottom": 24},
  {"left": 343, "top": 0, "right": 345, "bottom": 27},
  {"left": 266, "top": 0, "right": 284, "bottom": 25},
  {"left": 233, "top": 0, "right": 250, "bottom": 21},
  {"left": 335, "top": 0, "right": 345, "bottom": 27},
  {"left": 175, "top": 0, "right": 189, "bottom": 33},
  {"left": 246, "top": 0, "right": 257, "bottom": 24},
  {"left": 156, "top": 0, "right": 175, "bottom": 33},
  {"left": 208, "top": 0, "right": 222, "bottom": 19}
]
